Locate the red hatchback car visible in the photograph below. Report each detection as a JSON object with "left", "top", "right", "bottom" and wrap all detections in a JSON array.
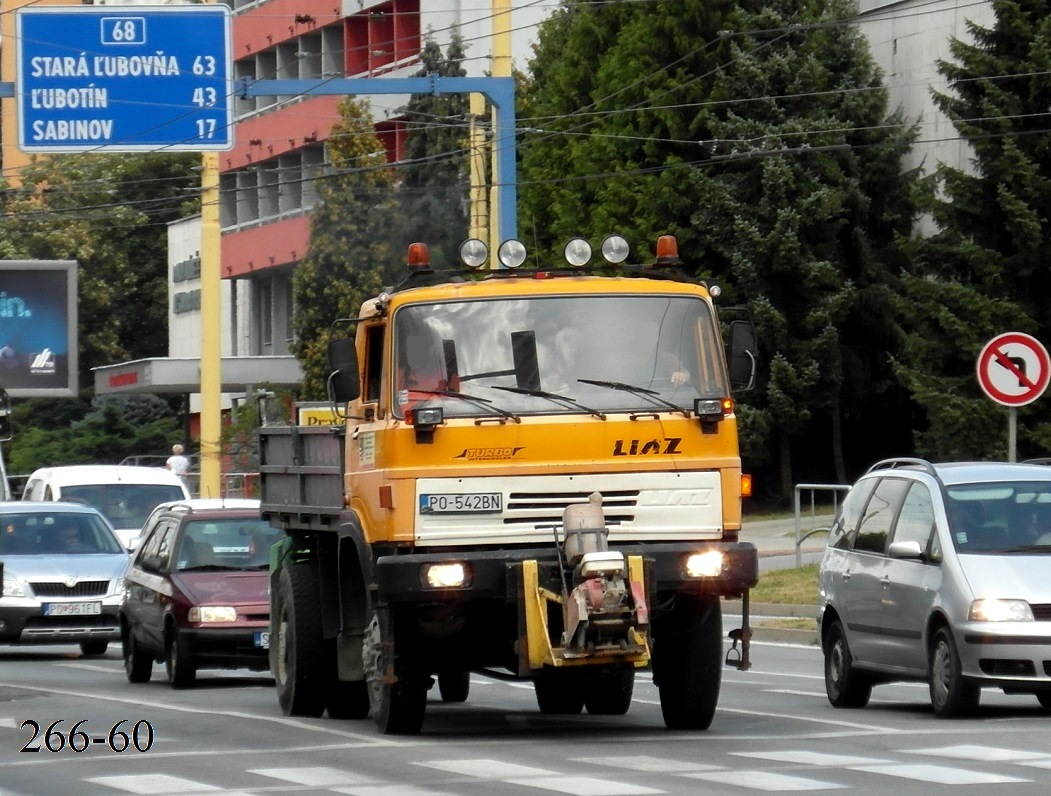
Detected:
[{"left": 119, "top": 504, "right": 283, "bottom": 687}]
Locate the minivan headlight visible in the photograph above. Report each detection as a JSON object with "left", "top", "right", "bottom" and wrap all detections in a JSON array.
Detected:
[{"left": 969, "top": 598, "right": 1034, "bottom": 622}]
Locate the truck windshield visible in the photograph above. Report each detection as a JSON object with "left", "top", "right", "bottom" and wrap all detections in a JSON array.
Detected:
[{"left": 393, "top": 294, "right": 728, "bottom": 419}]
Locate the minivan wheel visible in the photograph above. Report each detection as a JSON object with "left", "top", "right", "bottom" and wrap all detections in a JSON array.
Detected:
[
  {"left": 824, "top": 619, "right": 872, "bottom": 708},
  {"left": 929, "top": 627, "right": 979, "bottom": 717}
]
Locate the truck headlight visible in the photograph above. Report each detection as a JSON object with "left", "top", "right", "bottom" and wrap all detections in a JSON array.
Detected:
[
  {"left": 189, "top": 606, "right": 237, "bottom": 623},
  {"left": 685, "top": 550, "right": 725, "bottom": 578},
  {"left": 422, "top": 562, "right": 471, "bottom": 589},
  {"left": 969, "top": 598, "right": 1033, "bottom": 622}
]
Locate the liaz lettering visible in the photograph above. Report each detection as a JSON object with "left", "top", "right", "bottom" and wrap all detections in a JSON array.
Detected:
[{"left": 612, "top": 438, "right": 683, "bottom": 456}]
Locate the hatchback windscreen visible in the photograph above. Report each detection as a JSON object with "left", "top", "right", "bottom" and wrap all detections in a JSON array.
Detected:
[
  {"left": 0, "top": 512, "right": 124, "bottom": 555},
  {"left": 175, "top": 519, "right": 284, "bottom": 571},
  {"left": 62, "top": 484, "right": 187, "bottom": 529},
  {"left": 946, "top": 482, "right": 1051, "bottom": 552}
]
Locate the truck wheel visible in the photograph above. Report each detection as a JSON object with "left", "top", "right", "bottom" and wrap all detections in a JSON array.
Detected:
[
  {"left": 824, "top": 619, "right": 872, "bottom": 708},
  {"left": 363, "top": 612, "right": 427, "bottom": 734},
  {"left": 534, "top": 670, "right": 585, "bottom": 714},
  {"left": 584, "top": 667, "right": 635, "bottom": 715},
  {"left": 929, "top": 626, "right": 979, "bottom": 717},
  {"left": 438, "top": 670, "right": 470, "bottom": 703},
  {"left": 165, "top": 628, "right": 196, "bottom": 689},
  {"left": 654, "top": 595, "right": 722, "bottom": 730},
  {"left": 123, "top": 633, "right": 153, "bottom": 683},
  {"left": 274, "top": 564, "right": 326, "bottom": 717}
]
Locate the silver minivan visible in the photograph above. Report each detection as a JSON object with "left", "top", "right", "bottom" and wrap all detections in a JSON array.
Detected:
[{"left": 818, "top": 458, "right": 1051, "bottom": 716}]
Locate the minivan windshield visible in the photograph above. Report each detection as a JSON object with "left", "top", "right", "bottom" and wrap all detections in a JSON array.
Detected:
[
  {"left": 946, "top": 481, "right": 1051, "bottom": 553},
  {"left": 392, "top": 294, "right": 728, "bottom": 419},
  {"left": 62, "top": 484, "right": 188, "bottom": 530}
]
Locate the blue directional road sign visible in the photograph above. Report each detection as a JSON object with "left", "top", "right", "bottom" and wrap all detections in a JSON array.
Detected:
[{"left": 16, "top": 6, "right": 232, "bottom": 152}]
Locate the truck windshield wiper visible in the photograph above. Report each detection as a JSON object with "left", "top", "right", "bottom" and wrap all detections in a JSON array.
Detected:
[
  {"left": 1000, "top": 545, "right": 1051, "bottom": 554},
  {"left": 412, "top": 388, "right": 520, "bottom": 423},
  {"left": 577, "top": 378, "right": 689, "bottom": 417},
  {"left": 490, "top": 385, "right": 606, "bottom": 420}
]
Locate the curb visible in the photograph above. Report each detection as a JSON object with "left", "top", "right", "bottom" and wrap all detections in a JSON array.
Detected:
[{"left": 723, "top": 600, "right": 820, "bottom": 646}]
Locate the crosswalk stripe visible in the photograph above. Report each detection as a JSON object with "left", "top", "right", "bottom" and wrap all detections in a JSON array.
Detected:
[
  {"left": 84, "top": 774, "right": 221, "bottom": 793},
  {"left": 504, "top": 775, "right": 663, "bottom": 795},
  {"left": 850, "top": 763, "right": 1029, "bottom": 785},
  {"left": 571, "top": 755, "right": 719, "bottom": 773},
  {"left": 684, "top": 770, "right": 845, "bottom": 791},
  {"left": 249, "top": 766, "right": 377, "bottom": 786}
]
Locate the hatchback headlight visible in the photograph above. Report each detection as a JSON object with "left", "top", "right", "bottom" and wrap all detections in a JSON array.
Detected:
[
  {"left": 969, "top": 598, "right": 1034, "bottom": 622},
  {"left": 2, "top": 573, "right": 28, "bottom": 598},
  {"left": 189, "top": 606, "right": 237, "bottom": 623}
]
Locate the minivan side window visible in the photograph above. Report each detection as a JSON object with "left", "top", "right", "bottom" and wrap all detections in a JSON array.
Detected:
[
  {"left": 853, "top": 477, "right": 910, "bottom": 555},
  {"left": 830, "top": 477, "right": 878, "bottom": 550},
  {"left": 892, "top": 482, "right": 936, "bottom": 553}
]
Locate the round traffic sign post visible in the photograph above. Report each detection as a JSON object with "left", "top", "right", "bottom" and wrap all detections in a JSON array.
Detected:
[{"left": 976, "top": 332, "right": 1051, "bottom": 461}]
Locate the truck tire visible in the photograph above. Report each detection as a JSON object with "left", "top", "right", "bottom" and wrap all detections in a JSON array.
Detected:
[
  {"left": 584, "top": 666, "right": 635, "bottom": 715},
  {"left": 274, "top": 564, "right": 327, "bottom": 717},
  {"left": 165, "top": 627, "right": 196, "bottom": 689},
  {"left": 363, "top": 612, "right": 427, "bottom": 734},
  {"left": 437, "top": 670, "right": 470, "bottom": 703},
  {"left": 534, "top": 670, "right": 585, "bottom": 714},
  {"left": 654, "top": 595, "right": 722, "bottom": 730}
]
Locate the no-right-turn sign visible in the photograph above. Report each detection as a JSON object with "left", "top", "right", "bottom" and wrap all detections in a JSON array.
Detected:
[{"left": 976, "top": 332, "right": 1051, "bottom": 407}]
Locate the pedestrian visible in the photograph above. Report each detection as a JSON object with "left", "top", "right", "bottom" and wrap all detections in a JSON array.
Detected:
[{"left": 166, "top": 444, "right": 190, "bottom": 479}]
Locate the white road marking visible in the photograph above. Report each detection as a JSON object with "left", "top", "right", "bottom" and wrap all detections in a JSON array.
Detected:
[
  {"left": 250, "top": 766, "right": 377, "bottom": 786},
  {"left": 685, "top": 770, "right": 845, "bottom": 791},
  {"left": 505, "top": 776, "right": 664, "bottom": 795},
  {"left": 333, "top": 787, "right": 458, "bottom": 796},
  {"left": 735, "top": 751, "right": 895, "bottom": 766},
  {"left": 904, "top": 744, "right": 1051, "bottom": 762},
  {"left": 571, "top": 755, "right": 719, "bottom": 773},
  {"left": 84, "top": 774, "right": 221, "bottom": 793},
  {"left": 417, "top": 759, "right": 557, "bottom": 778},
  {"left": 850, "top": 763, "right": 1029, "bottom": 785}
]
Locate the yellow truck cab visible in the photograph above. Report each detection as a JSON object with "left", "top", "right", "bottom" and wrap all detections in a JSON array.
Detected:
[{"left": 259, "top": 234, "right": 759, "bottom": 734}]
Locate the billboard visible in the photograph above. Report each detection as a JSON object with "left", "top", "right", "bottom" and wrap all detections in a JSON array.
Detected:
[{"left": 0, "top": 261, "right": 78, "bottom": 397}]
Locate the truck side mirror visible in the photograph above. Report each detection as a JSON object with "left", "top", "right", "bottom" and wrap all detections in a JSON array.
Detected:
[
  {"left": 327, "top": 337, "right": 361, "bottom": 404},
  {"left": 727, "top": 320, "right": 757, "bottom": 391}
]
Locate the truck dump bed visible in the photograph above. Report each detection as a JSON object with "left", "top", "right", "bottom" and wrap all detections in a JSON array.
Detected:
[{"left": 259, "top": 424, "right": 345, "bottom": 526}]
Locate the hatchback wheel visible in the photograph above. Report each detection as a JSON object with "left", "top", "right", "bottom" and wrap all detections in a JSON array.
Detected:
[
  {"left": 123, "top": 633, "right": 153, "bottom": 683},
  {"left": 929, "top": 627, "right": 979, "bottom": 717},
  {"left": 824, "top": 619, "right": 872, "bottom": 708},
  {"left": 80, "top": 640, "right": 108, "bottom": 656},
  {"left": 166, "top": 628, "right": 197, "bottom": 689}
]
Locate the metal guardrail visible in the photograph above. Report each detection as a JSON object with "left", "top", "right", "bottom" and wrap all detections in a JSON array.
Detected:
[{"left": 793, "top": 482, "right": 851, "bottom": 568}]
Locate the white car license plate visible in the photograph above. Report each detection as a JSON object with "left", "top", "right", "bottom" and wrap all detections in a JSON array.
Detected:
[
  {"left": 254, "top": 631, "right": 269, "bottom": 649},
  {"left": 420, "top": 493, "right": 502, "bottom": 514},
  {"left": 44, "top": 602, "right": 101, "bottom": 617}
]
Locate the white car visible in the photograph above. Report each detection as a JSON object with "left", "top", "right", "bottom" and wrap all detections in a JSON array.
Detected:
[
  {"left": 0, "top": 501, "right": 129, "bottom": 655},
  {"left": 22, "top": 465, "right": 191, "bottom": 549},
  {"left": 819, "top": 458, "right": 1051, "bottom": 716}
]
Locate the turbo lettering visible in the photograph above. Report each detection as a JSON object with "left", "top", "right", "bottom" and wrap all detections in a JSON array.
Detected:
[{"left": 454, "top": 447, "right": 525, "bottom": 461}]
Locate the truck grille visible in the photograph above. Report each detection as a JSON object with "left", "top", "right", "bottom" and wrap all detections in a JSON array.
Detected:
[
  {"left": 503, "top": 490, "right": 639, "bottom": 525},
  {"left": 30, "top": 581, "right": 109, "bottom": 598}
]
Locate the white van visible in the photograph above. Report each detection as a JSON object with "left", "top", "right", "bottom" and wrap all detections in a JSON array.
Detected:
[{"left": 22, "top": 465, "right": 191, "bottom": 549}]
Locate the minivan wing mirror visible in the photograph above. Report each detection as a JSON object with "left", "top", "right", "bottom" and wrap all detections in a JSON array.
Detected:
[{"left": 888, "top": 540, "right": 925, "bottom": 560}]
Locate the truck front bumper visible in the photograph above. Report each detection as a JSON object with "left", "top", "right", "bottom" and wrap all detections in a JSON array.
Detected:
[{"left": 375, "top": 542, "right": 758, "bottom": 604}]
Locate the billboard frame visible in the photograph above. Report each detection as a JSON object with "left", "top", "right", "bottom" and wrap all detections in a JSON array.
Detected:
[{"left": 0, "top": 260, "right": 78, "bottom": 398}]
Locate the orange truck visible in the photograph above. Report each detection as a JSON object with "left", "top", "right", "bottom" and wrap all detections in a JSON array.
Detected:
[{"left": 259, "top": 234, "right": 759, "bottom": 734}]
